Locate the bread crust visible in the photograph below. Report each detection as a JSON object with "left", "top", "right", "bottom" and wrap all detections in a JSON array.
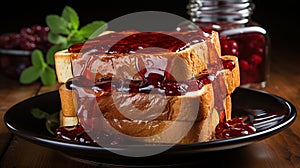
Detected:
[
  {"left": 55, "top": 30, "right": 240, "bottom": 144},
  {"left": 55, "top": 31, "right": 221, "bottom": 83}
]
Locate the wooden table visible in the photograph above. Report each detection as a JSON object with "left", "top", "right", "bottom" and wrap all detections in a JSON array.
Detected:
[{"left": 0, "top": 52, "right": 299, "bottom": 168}]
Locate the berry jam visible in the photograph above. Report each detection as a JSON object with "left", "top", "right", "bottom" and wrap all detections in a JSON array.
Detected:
[
  {"left": 55, "top": 124, "right": 97, "bottom": 145},
  {"left": 55, "top": 124, "right": 123, "bottom": 146},
  {"left": 54, "top": 115, "right": 257, "bottom": 145},
  {"left": 67, "top": 30, "right": 235, "bottom": 97},
  {"left": 66, "top": 73, "right": 213, "bottom": 96},
  {"left": 219, "top": 30, "right": 269, "bottom": 87},
  {"left": 58, "top": 30, "right": 239, "bottom": 144},
  {"left": 196, "top": 26, "right": 269, "bottom": 89},
  {"left": 68, "top": 31, "right": 208, "bottom": 54},
  {"left": 187, "top": 0, "right": 270, "bottom": 89},
  {"left": 215, "top": 116, "right": 256, "bottom": 139}
]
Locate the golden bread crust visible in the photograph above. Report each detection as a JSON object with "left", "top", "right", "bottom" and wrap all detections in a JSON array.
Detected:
[{"left": 54, "top": 30, "right": 240, "bottom": 144}]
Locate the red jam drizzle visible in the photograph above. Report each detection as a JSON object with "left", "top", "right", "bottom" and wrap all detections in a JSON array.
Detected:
[
  {"left": 56, "top": 30, "right": 241, "bottom": 144},
  {"left": 55, "top": 124, "right": 97, "bottom": 145},
  {"left": 68, "top": 31, "right": 207, "bottom": 54},
  {"left": 55, "top": 124, "right": 123, "bottom": 145},
  {"left": 67, "top": 30, "right": 235, "bottom": 97},
  {"left": 215, "top": 117, "right": 256, "bottom": 139},
  {"left": 66, "top": 73, "right": 212, "bottom": 96}
]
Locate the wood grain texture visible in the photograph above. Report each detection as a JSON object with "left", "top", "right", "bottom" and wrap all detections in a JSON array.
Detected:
[{"left": 0, "top": 75, "right": 41, "bottom": 160}]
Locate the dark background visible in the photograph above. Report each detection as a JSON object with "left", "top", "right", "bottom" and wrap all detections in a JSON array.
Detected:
[{"left": 0, "top": 0, "right": 299, "bottom": 59}]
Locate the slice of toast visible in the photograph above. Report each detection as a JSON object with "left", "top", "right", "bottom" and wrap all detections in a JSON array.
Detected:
[
  {"left": 54, "top": 30, "right": 240, "bottom": 144},
  {"left": 55, "top": 31, "right": 221, "bottom": 83}
]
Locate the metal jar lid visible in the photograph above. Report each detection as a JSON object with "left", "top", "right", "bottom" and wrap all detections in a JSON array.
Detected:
[{"left": 187, "top": 0, "right": 255, "bottom": 23}]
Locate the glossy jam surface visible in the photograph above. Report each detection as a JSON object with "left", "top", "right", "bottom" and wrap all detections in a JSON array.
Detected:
[
  {"left": 55, "top": 124, "right": 123, "bottom": 146},
  {"left": 58, "top": 30, "right": 239, "bottom": 145},
  {"left": 54, "top": 115, "right": 256, "bottom": 145},
  {"left": 67, "top": 74, "right": 211, "bottom": 96},
  {"left": 215, "top": 117, "right": 256, "bottom": 139},
  {"left": 68, "top": 31, "right": 207, "bottom": 54},
  {"left": 67, "top": 30, "right": 235, "bottom": 97},
  {"left": 55, "top": 124, "right": 97, "bottom": 145},
  {"left": 66, "top": 59, "right": 234, "bottom": 97}
]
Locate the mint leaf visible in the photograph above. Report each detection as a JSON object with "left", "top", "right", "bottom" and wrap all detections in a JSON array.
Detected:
[
  {"left": 48, "top": 31, "right": 67, "bottom": 45},
  {"left": 31, "top": 49, "right": 46, "bottom": 68},
  {"left": 19, "top": 66, "right": 43, "bottom": 84},
  {"left": 46, "top": 15, "right": 70, "bottom": 35},
  {"left": 30, "top": 108, "right": 59, "bottom": 135},
  {"left": 62, "top": 6, "right": 79, "bottom": 30},
  {"left": 78, "top": 21, "right": 107, "bottom": 39},
  {"left": 69, "top": 34, "right": 85, "bottom": 44},
  {"left": 40, "top": 66, "right": 56, "bottom": 86},
  {"left": 45, "top": 112, "right": 59, "bottom": 135},
  {"left": 31, "top": 108, "right": 49, "bottom": 119}
]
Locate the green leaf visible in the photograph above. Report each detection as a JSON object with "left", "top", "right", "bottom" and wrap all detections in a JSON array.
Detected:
[
  {"left": 31, "top": 108, "right": 49, "bottom": 119},
  {"left": 40, "top": 66, "right": 56, "bottom": 86},
  {"left": 68, "top": 34, "right": 85, "bottom": 44},
  {"left": 62, "top": 6, "right": 79, "bottom": 30},
  {"left": 46, "top": 15, "right": 70, "bottom": 35},
  {"left": 46, "top": 45, "right": 67, "bottom": 65},
  {"left": 31, "top": 49, "right": 46, "bottom": 68},
  {"left": 48, "top": 31, "right": 67, "bottom": 45},
  {"left": 78, "top": 21, "right": 107, "bottom": 39},
  {"left": 45, "top": 112, "right": 59, "bottom": 135},
  {"left": 19, "top": 66, "right": 43, "bottom": 84},
  {"left": 30, "top": 108, "right": 59, "bottom": 135}
]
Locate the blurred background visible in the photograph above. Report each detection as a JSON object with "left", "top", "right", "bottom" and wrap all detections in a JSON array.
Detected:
[{"left": 0, "top": 0, "right": 298, "bottom": 59}]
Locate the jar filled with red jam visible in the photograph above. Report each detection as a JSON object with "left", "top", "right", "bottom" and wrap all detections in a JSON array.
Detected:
[{"left": 187, "top": 0, "right": 270, "bottom": 89}]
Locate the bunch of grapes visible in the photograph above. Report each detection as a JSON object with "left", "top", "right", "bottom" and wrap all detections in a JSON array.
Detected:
[{"left": 0, "top": 24, "right": 52, "bottom": 53}]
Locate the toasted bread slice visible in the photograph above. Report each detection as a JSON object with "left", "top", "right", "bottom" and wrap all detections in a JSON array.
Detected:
[
  {"left": 54, "top": 31, "right": 221, "bottom": 83},
  {"left": 54, "top": 30, "right": 240, "bottom": 144}
]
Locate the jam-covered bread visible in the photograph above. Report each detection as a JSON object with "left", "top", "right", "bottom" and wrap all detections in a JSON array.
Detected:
[{"left": 54, "top": 30, "right": 240, "bottom": 144}]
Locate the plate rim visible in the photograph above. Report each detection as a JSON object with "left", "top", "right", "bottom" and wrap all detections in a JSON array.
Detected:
[{"left": 3, "top": 87, "right": 297, "bottom": 155}]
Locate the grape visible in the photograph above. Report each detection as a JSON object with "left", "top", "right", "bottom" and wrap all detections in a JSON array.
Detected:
[{"left": 0, "top": 24, "right": 52, "bottom": 52}]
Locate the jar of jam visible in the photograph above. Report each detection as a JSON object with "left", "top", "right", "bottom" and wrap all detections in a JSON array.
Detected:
[{"left": 186, "top": 0, "right": 270, "bottom": 89}]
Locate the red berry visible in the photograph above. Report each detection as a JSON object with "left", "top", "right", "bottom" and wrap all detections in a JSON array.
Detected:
[
  {"left": 20, "top": 27, "right": 33, "bottom": 35},
  {"left": 0, "top": 24, "right": 51, "bottom": 52},
  {"left": 222, "top": 59, "right": 235, "bottom": 70},
  {"left": 249, "top": 54, "right": 263, "bottom": 65},
  {"left": 31, "top": 24, "right": 42, "bottom": 33},
  {"left": 20, "top": 41, "right": 36, "bottom": 50},
  {"left": 220, "top": 37, "right": 239, "bottom": 56},
  {"left": 215, "top": 116, "right": 256, "bottom": 139},
  {"left": 239, "top": 60, "right": 249, "bottom": 71}
]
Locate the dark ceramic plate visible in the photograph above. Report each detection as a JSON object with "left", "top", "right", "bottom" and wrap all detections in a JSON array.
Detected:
[{"left": 4, "top": 87, "right": 297, "bottom": 167}]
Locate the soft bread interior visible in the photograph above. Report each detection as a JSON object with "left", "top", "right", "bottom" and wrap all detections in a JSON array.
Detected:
[
  {"left": 55, "top": 31, "right": 221, "bottom": 83},
  {"left": 55, "top": 30, "right": 240, "bottom": 144}
]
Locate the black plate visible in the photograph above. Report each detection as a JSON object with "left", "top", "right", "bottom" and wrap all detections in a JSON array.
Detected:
[{"left": 4, "top": 87, "right": 297, "bottom": 167}]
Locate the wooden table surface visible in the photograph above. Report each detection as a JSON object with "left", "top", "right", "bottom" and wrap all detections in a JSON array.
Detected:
[{"left": 0, "top": 52, "right": 299, "bottom": 168}]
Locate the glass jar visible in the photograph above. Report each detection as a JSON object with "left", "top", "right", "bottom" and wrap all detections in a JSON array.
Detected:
[{"left": 187, "top": 0, "right": 270, "bottom": 89}]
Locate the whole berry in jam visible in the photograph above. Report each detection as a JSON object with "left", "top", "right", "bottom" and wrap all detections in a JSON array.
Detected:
[
  {"left": 220, "top": 37, "right": 239, "bottom": 56},
  {"left": 249, "top": 54, "right": 263, "bottom": 65},
  {"left": 239, "top": 60, "right": 249, "bottom": 71},
  {"left": 55, "top": 124, "right": 97, "bottom": 145},
  {"left": 215, "top": 117, "right": 256, "bottom": 139},
  {"left": 219, "top": 32, "right": 267, "bottom": 86}
]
